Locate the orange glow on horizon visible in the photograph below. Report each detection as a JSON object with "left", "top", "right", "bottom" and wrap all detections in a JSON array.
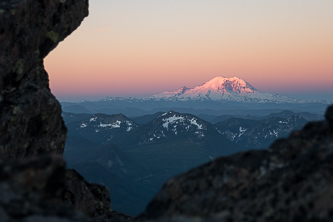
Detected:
[{"left": 45, "top": 1, "right": 333, "bottom": 100}]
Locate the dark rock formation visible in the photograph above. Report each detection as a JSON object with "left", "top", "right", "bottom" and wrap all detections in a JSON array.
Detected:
[
  {"left": 0, "top": 154, "right": 132, "bottom": 222},
  {"left": 64, "top": 169, "right": 113, "bottom": 220},
  {"left": 64, "top": 167, "right": 133, "bottom": 221},
  {"left": 0, "top": 155, "right": 88, "bottom": 222},
  {"left": 0, "top": 0, "right": 88, "bottom": 162},
  {"left": 137, "top": 105, "right": 333, "bottom": 222},
  {"left": 0, "top": 1, "right": 134, "bottom": 221},
  {"left": 64, "top": 169, "right": 134, "bottom": 221}
]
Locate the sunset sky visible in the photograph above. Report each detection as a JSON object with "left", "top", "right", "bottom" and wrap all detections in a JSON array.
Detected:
[{"left": 44, "top": 0, "right": 333, "bottom": 102}]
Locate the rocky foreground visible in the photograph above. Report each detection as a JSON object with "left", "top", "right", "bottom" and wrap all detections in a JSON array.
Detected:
[
  {"left": 0, "top": 0, "right": 116, "bottom": 221},
  {"left": 1, "top": 0, "right": 333, "bottom": 222},
  {"left": 136, "top": 106, "right": 333, "bottom": 222}
]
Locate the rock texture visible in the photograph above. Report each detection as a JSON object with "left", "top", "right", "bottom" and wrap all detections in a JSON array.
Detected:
[
  {"left": 64, "top": 168, "right": 133, "bottom": 221},
  {"left": 0, "top": 154, "right": 132, "bottom": 222},
  {"left": 137, "top": 105, "right": 333, "bottom": 222},
  {"left": 64, "top": 169, "right": 113, "bottom": 220},
  {"left": 0, "top": 155, "right": 88, "bottom": 222},
  {"left": 0, "top": 1, "right": 134, "bottom": 221},
  {"left": 0, "top": 0, "right": 88, "bottom": 162}
]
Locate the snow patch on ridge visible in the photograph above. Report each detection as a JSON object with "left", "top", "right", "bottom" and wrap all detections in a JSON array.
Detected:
[
  {"left": 99, "top": 120, "right": 121, "bottom": 128},
  {"left": 238, "top": 127, "right": 247, "bottom": 138},
  {"left": 190, "top": 118, "right": 203, "bottom": 129},
  {"left": 161, "top": 114, "right": 204, "bottom": 131},
  {"left": 90, "top": 117, "right": 97, "bottom": 122},
  {"left": 162, "top": 115, "right": 185, "bottom": 129}
]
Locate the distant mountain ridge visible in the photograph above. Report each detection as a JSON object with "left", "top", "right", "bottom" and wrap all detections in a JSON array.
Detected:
[
  {"left": 60, "top": 76, "right": 331, "bottom": 116},
  {"left": 114, "top": 110, "right": 234, "bottom": 150},
  {"left": 155, "top": 77, "right": 256, "bottom": 97},
  {"left": 152, "top": 76, "right": 301, "bottom": 103},
  {"left": 66, "top": 113, "right": 138, "bottom": 145},
  {"left": 63, "top": 109, "right": 314, "bottom": 214}
]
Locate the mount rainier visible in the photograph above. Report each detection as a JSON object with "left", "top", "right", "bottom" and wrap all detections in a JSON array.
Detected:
[
  {"left": 152, "top": 76, "right": 301, "bottom": 103},
  {"left": 61, "top": 76, "right": 330, "bottom": 116}
]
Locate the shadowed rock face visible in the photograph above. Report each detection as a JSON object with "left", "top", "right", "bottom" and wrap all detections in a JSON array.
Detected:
[
  {"left": 137, "top": 106, "right": 333, "bottom": 222},
  {"left": 0, "top": 1, "right": 134, "bottom": 221},
  {"left": 0, "top": 0, "right": 88, "bottom": 162},
  {"left": 64, "top": 169, "right": 113, "bottom": 219},
  {"left": 0, "top": 155, "right": 89, "bottom": 222},
  {"left": 0, "top": 154, "right": 132, "bottom": 222}
]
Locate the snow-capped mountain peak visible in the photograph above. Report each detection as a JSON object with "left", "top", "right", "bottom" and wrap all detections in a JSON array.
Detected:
[
  {"left": 153, "top": 76, "right": 301, "bottom": 103},
  {"left": 194, "top": 76, "right": 256, "bottom": 95},
  {"left": 138, "top": 110, "right": 211, "bottom": 142}
]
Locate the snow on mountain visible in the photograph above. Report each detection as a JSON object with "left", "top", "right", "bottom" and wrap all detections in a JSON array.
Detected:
[
  {"left": 153, "top": 76, "right": 301, "bottom": 103},
  {"left": 161, "top": 111, "right": 204, "bottom": 131},
  {"left": 142, "top": 111, "right": 210, "bottom": 141},
  {"left": 159, "top": 86, "right": 191, "bottom": 97},
  {"left": 66, "top": 113, "right": 139, "bottom": 145},
  {"left": 216, "top": 114, "right": 308, "bottom": 148},
  {"left": 78, "top": 113, "right": 136, "bottom": 132}
]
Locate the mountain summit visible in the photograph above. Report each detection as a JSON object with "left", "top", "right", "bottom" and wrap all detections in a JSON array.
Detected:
[
  {"left": 153, "top": 76, "right": 300, "bottom": 103},
  {"left": 188, "top": 76, "right": 256, "bottom": 95}
]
